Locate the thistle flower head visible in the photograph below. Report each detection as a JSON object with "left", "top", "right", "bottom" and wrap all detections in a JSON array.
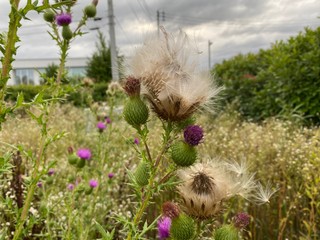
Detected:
[
  {"left": 158, "top": 216, "right": 171, "bottom": 240},
  {"left": 134, "top": 137, "right": 140, "bottom": 145},
  {"left": 183, "top": 125, "right": 204, "bottom": 146},
  {"left": 162, "top": 201, "right": 180, "bottom": 219},
  {"left": 77, "top": 148, "right": 92, "bottom": 160},
  {"left": 67, "top": 183, "right": 74, "bottom": 191},
  {"left": 233, "top": 212, "right": 250, "bottom": 229},
  {"left": 177, "top": 159, "right": 257, "bottom": 218},
  {"left": 89, "top": 179, "right": 98, "bottom": 188},
  {"left": 97, "top": 122, "right": 106, "bottom": 131},
  {"left": 129, "top": 28, "right": 221, "bottom": 122},
  {"left": 48, "top": 168, "right": 55, "bottom": 176},
  {"left": 123, "top": 76, "right": 141, "bottom": 97},
  {"left": 55, "top": 13, "right": 72, "bottom": 26},
  {"left": 108, "top": 172, "right": 114, "bottom": 179},
  {"left": 37, "top": 182, "right": 43, "bottom": 188}
]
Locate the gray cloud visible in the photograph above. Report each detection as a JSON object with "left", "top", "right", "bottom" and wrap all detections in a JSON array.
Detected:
[{"left": 1, "top": 0, "right": 319, "bottom": 69}]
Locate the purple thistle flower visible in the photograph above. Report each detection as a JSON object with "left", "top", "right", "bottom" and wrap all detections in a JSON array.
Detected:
[
  {"left": 89, "top": 179, "right": 98, "bottom": 188},
  {"left": 55, "top": 13, "right": 72, "bottom": 26},
  {"left": 233, "top": 212, "right": 250, "bottom": 229},
  {"left": 134, "top": 137, "right": 140, "bottom": 145},
  {"left": 97, "top": 122, "right": 106, "bottom": 131},
  {"left": 48, "top": 168, "right": 55, "bottom": 176},
  {"left": 37, "top": 182, "right": 43, "bottom": 188},
  {"left": 67, "top": 183, "right": 75, "bottom": 191},
  {"left": 183, "top": 125, "right": 204, "bottom": 146},
  {"left": 105, "top": 117, "right": 112, "bottom": 124},
  {"left": 108, "top": 172, "right": 114, "bottom": 179},
  {"left": 77, "top": 148, "right": 92, "bottom": 160},
  {"left": 157, "top": 216, "right": 171, "bottom": 240}
]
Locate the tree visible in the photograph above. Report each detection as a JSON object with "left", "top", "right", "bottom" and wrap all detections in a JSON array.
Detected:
[{"left": 86, "top": 31, "right": 113, "bottom": 83}]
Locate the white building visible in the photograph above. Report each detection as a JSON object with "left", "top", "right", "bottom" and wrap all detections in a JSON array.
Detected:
[{"left": 5, "top": 57, "right": 88, "bottom": 85}]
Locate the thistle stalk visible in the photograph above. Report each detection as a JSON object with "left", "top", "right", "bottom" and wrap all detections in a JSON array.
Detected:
[{"left": 0, "top": 0, "right": 21, "bottom": 101}]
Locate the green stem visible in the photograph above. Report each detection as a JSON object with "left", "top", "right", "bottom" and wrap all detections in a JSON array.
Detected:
[
  {"left": 57, "top": 40, "right": 69, "bottom": 84},
  {"left": 126, "top": 122, "right": 173, "bottom": 240},
  {"left": 12, "top": 137, "right": 46, "bottom": 240},
  {"left": 0, "top": 0, "right": 21, "bottom": 101}
]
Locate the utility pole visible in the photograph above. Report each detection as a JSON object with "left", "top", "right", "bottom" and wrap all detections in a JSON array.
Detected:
[
  {"left": 157, "top": 10, "right": 160, "bottom": 38},
  {"left": 107, "top": 0, "right": 119, "bottom": 81},
  {"left": 208, "top": 40, "right": 212, "bottom": 71},
  {"left": 157, "top": 10, "right": 165, "bottom": 38}
]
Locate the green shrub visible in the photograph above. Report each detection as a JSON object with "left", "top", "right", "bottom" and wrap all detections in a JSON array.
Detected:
[{"left": 213, "top": 27, "right": 320, "bottom": 125}]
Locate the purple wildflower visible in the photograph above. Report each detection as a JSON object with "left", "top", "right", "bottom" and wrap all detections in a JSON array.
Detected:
[
  {"left": 89, "top": 179, "right": 98, "bottom": 188},
  {"left": 134, "top": 137, "right": 140, "bottom": 145},
  {"left": 48, "top": 168, "right": 55, "bottom": 176},
  {"left": 183, "top": 125, "right": 204, "bottom": 146},
  {"left": 55, "top": 13, "right": 72, "bottom": 26},
  {"left": 77, "top": 148, "right": 92, "bottom": 160},
  {"left": 97, "top": 122, "right": 106, "bottom": 132},
  {"left": 37, "top": 182, "right": 43, "bottom": 188},
  {"left": 67, "top": 183, "right": 75, "bottom": 191},
  {"left": 157, "top": 216, "right": 171, "bottom": 240},
  {"left": 108, "top": 173, "right": 114, "bottom": 179},
  {"left": 105, "top": 117, "right": 112, "bottom": 124},
  {"left": 233, "top": 212, "right": 250, "bottom": 229}
]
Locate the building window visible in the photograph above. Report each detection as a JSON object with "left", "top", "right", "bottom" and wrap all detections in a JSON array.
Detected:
[
  {"left": 67, "top": 67, "right": 87, "bottom": 77},
  {"left": 15, "top": 69, "right": 34, "bottom": 85}
]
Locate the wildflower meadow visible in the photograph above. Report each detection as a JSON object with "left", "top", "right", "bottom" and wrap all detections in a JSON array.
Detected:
[{"left": 0, "top": 1, "right": 319, "bottom": 240}]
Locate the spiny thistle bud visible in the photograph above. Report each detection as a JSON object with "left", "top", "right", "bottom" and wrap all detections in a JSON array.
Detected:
[
  {"left": 171, "top": 141, "right": 197, "bottom": 167},
  {"left": 183, "top": 125, "right": 204, "bottom": 146},
  {"left": 162, "top": 201, "right": 180, "bottom": 219},
  {"left": 62, "top": 25, "right": 73, "bottom": 40},
  {"left": 134, "top": 161, "right": 150, "bottom": 186},
  {"left": 43, "top": 10, "right": 55, "bottom": 22},
  {"left": 68, "top": 154, "right": 78, "bottom": 165},
  {"left": 214, "top": 224, "right": 239, "bottom": 240},
  {"left": 84, "top": 4, "right": 97, "bottom": 18},
  {"left": 233, "top": 212, "right": 250, "bottom": 229},
  {"left": 123, "top": 77, "right": 141, "bottom": 97},
  {"left": 76, "top": 158, "right": 86, "bottom": 168},
  {"left": 123, "top": 97, "right": 149, "bottom": 127},
  {"left": 170, "top": 214, "right": 195, "bottom": 240}
]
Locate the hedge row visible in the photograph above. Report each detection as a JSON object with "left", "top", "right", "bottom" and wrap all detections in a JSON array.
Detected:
[
  {"left": 5, "top": 83, "right": 110, "bottom": 107},
  {"left": 213, "top": 27, "right": 320, "bottom": 125}
]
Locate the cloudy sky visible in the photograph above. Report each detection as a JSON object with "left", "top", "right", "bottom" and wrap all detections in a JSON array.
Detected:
[{"left": 0, "top": 0, "right": 319, "bottom": 70}]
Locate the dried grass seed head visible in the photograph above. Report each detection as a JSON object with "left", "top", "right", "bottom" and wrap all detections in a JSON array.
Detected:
[{"left": 129, "top": 28, "right": 221, "bottom": 122}]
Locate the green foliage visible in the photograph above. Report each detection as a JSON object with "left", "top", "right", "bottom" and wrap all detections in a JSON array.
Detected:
[
  {"left": 86, "top": 31, "right": 113, "bottom": 83},
  {"left": 213, "top": 27, "right": 320, "bottom": 125},
  {"left": 4, "top": 83, "right": 109, "bottom": 106}
]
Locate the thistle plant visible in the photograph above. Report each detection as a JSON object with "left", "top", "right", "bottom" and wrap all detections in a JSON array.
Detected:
[
  {"left": 0, "top": 0, "right": 100, "bottom": 239},
  {"left": 122, "top": 28, "right": 276, "bottom": 239}
]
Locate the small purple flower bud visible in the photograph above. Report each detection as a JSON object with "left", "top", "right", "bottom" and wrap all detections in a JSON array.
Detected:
[
  {"left": 134, "top": 137, "right": 140, "bottom": 145},
  {"left": 77, "top": 148, "right": 92, "bottom": 160},
  {"left": 97, "top": 122, "right": 106, "bottom": 132},
  {"left": 89, "top": 179, "right": 98, "bottom": 188},
  {"left": 67, "top": 183, "right": 75, "bottom": 191},
  {"left": 55, "top": 13, "right": 72, "bottom": 26},
  {"left": 233, "top": 212, "right": 250, "bottom": 229},
  {"left": 48, "top": 168, "right": 55, "bottom": 176},
  {"left": 108, "top": 173, "right": 114, "bottom": 179},
  {"left": 183, "top": 125, "right": 204, "bottom": 146},
  {"left": 158, "top": 216, "right": 171, "bottom": 240},
  {"left": 37, "top": 182, "right": 43, "bottom": 188},
  {"left": 105, "top": 117, "right": 112, "bottom": 124}
]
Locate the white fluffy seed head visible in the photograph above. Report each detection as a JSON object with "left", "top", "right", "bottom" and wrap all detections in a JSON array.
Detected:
[
  {"left": 129, "top": 27, "right": 221, "bottom": 121},
  {"left": 177, "top": 159, "right": 262, "bottom": 218}
]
